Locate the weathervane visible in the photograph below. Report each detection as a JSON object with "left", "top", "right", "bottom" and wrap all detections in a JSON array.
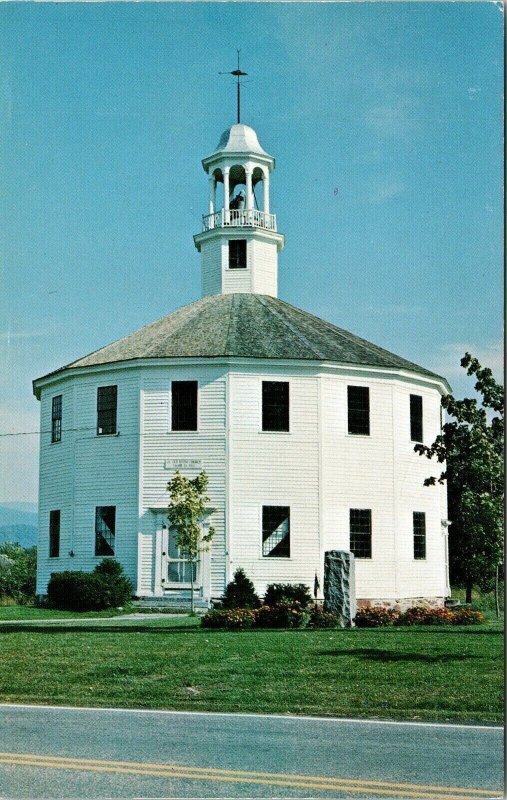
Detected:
[{"left": 219, "top": 49, "right": 248, "bottom": 124}]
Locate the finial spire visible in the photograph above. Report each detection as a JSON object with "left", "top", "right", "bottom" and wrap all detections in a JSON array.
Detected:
[{"left": 220, "top": 49, "right": 248, "bottom": 124}]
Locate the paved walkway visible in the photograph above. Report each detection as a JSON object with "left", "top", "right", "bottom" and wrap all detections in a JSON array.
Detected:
[{"left": 0, "top": 613, "right": 188, "bottom": 625}]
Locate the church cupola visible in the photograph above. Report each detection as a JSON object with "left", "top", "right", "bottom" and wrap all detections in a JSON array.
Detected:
[{"left": 193, "top": 122, "right": 285, "bottom": 297}]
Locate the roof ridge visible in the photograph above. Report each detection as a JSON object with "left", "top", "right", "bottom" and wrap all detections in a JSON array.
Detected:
[{"left": 257, "top": 296, "right": 327, "bottom": 359}]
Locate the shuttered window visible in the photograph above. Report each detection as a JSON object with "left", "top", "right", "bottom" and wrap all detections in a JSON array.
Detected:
[
  {"left": 262, "top": 506, "right": 290, "bottom": 558},
  {"left": 49, "top": 510, "right": 60, "bottom": 558},
  {"left": 262, "top": 381, "right": 289, "bottom": 432},
  {"left": 347, "top": 386, "right": 370, "bottom": 435},
  {"left": 95, "top": 506, "right": 116, "bottom": 556},
  {"left": 172, "top": 381, "right": 198, "bottom": 431},
  {"left": 350, "top": 509, "right": 372, "bottom": 559},
  {"left": 97, "top": 386, "right": 117, "bottom": 436}
]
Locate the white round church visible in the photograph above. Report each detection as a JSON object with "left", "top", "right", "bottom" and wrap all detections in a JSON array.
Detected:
[{"left": 34, "top": 121, "right": 450, "bottom": 608}]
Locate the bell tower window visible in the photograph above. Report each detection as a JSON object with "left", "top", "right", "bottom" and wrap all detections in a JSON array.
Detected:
[{"left": 229, "top": 240, "right": 247, "bottom": 269}]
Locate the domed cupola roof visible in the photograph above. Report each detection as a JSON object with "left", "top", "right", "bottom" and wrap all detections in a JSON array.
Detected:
[
  {"left": 33, "top": 294, "right": 450, "bottom": 394},
  {"left": 213, "top": 123, "right": 270, "bottom": 157}
]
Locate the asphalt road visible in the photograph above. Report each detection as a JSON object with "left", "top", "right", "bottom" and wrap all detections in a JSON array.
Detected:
[{"left": 0, "top": 704, "right": 503, "bottom": 799}]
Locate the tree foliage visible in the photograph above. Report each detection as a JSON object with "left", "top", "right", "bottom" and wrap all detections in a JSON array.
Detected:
[
  {"left": 415, "top": 353, "right": 504, "bottom": 596},
  {"left": 0, "top": 543, "right": 37, "bottom": 601},
  {"left": 166, "top": 470, "right": 215, "bottom": 612}
]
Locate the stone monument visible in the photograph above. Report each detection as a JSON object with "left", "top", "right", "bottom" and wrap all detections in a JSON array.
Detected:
[{"left": 324, "top": 550, "right": 356, "bottom": 627}]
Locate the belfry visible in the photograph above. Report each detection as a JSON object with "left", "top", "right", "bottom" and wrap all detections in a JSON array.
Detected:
[{"left": 194, "top": 123, "right": 284, "bottom": 298}]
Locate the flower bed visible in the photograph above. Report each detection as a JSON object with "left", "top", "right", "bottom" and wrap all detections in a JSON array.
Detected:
[{"left": 354, "top": 605, "right": 485, "bottom": 628}]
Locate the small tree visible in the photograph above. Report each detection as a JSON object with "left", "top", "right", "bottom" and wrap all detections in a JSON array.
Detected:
[
  {"left": 166, "top": 470, "right": 215, "bottom": 613},
  {"left": 415, "top": 354, "right": 504, "bottom": 606},
  {"left": 221, "top": 568, "right": 260, "bottom": 609}
]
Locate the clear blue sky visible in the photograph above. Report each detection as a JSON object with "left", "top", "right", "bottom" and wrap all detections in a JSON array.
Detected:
[{"left": 0, "top": 1, "right": 503, "bottom": 504}]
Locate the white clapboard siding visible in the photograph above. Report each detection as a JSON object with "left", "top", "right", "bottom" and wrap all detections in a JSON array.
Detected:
[
  {"left": 320, "top": 373, "right": 447, "bottom": 600},
  {"left": 200, "top": 238, "right": 222, "bottom": 296},
  {"left": 137, "top": 532, "right": 155, "bottom": 595},
  {"left": 140, "top": 366, "right": 227, "bottom": 597},
  {"left": 227, "top": 371, "right": 320, "bottom": 595},
  {"left": 37, "top": 378, "right": 76, "bottom": 594},
  {"left": 37, "top": 369, "right": 141, "bottom": 592},
  {"left": 36, "top": 356, "right": 448, "bottom": 605},
  {"left": 222, "top": 243, "right": 251, "bottom": 294},
  {"left": 250, "top": 239, "right": 278, "bottom": 297}
]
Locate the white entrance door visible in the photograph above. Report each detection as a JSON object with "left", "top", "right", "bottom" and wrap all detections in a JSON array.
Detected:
[{"left": 162, "top": 525, "right": 199, "bottom": 590}]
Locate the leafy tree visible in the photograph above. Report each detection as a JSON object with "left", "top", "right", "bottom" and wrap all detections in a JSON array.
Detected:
[
  {"left": 221, "top": 568, "right": 260, "bottom": 609},
  {"left": 415, "top": 353, "right": 504, "bottom": 604},
  {"left": 166, "top": 470, "right": 215, "bottom": 613},
  {"left": 0, "top": 543, "right": 37, "bottom": 601}
]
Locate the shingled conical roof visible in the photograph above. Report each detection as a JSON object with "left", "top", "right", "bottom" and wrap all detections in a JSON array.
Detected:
[{"left": 35, "top": 294, "right": 447, "bottom": 387}]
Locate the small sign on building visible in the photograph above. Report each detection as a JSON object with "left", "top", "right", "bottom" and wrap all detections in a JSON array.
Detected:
[{"left": 163, "top": 458, "right": 203, "bottom": 471}]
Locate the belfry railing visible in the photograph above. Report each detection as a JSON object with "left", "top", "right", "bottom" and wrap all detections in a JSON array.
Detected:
[{"left": 202, "top": 209, "right": 277, "bottom": 232}]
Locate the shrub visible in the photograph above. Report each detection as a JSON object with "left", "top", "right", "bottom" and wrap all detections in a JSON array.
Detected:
[
  {"left": 450, "top": 608, "right": 485, "bottom": 625},
  {"left": 354, "top": 606, "right": 400, "bottom": 628},
  {"left": 308, "top": 605, "right": 340, "bottom": 628},
  {"left": 220, "top": 568, "right": 260, "bottom": 609},
  {"left": 263, "top": 583, "right": 312, "bottom": 609},
  {"left": 94, "top": 559, "right": 133, "bottom": 608},
  {"left": 201, "top": 609, "right": 256, "bottom": 630},
  {"left": 255, "top": 601, "right": 310, "bottom": 629},
  {"left": 396, "top": 606, "right": 455, "bottom": 626},
  {"left": 0, "top": 544, "right": 37, "bottom": 602},
  {"left": 47, "top": 560, "right": 133, "bottom": 611}
]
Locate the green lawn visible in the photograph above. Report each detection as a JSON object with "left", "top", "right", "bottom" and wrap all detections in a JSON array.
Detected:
[{"left": 0, "top": 616, "right": 502, "bottom": 723}]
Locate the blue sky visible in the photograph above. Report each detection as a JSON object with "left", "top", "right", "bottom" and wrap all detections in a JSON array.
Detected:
[{"left": 0, "top": 1, "right": 503, "bottom": 504}]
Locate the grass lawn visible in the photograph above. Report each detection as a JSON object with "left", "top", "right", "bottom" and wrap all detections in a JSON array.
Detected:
[{"left": 0, "top": 615, "right": 502, "bottom": 723}]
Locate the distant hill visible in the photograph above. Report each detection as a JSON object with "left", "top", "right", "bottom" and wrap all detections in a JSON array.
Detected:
[
  {"left": 0, "top": 504, "right": 38, "bottom": 548},
  {"left": 0, "top": 524, "right": 37, "bottom": 548}
]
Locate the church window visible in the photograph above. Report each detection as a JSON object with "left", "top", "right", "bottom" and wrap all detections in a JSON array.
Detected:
[
  {"left": 95, "top": 506, "right": 115, "bottom": 556},
  {"left": 51, "top": 395, "right": 62, "bottom": 443},
  {"left": 97, "top": 386, "right": 117, "bottom": 435},
  {"left": 262, "top": 381, "right": 289, "bottom": 432},
  {"left": 410, "top": 394, "right": 423, "bottom": 442},
  {"left": 228, "top": 239, "right": 247, "bottom": 269},
  {"left": 413, "top": 512, "right": 426, "bottom": 560},
  {"left": 49, "top": 510, "right": 60, "bottom": 558},
  {"left": 172, "top": 381, "right": 198, "bottom": 431},
  {"left": 350, "top": 509, "right": 372, "bottom": 558},
  {"left": 347, "top": 386, "right": 370, "bottom": 435},
  {"left": 262, "top": 506, "right": 290, "bottom": 558}
]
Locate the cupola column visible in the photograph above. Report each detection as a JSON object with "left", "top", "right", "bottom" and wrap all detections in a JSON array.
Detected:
[
  {"left": 223, "top": 167, "right": 230, "bottom": 211},
  {"left": 208, "top": 175, "right": 216, "bottom": 215},
  {"left": 263, "top": 171, "right": 270, "bottom": 214},
  {"left": 245, "top": 165, "right": 253, "bottom": 211}
]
